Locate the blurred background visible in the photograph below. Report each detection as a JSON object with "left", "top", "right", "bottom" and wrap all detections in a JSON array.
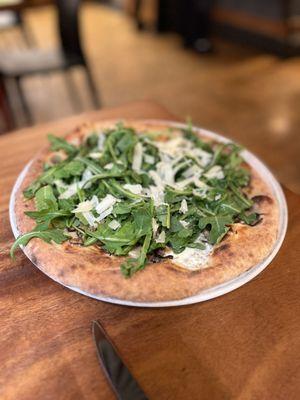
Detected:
[{"left": 0, "top": 0, "right": 300, "bottom": 193}]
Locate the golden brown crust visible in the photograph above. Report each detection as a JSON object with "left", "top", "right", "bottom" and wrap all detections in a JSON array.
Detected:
[{"left": 13, "top": 120, "right": 280, "bottom": 302}]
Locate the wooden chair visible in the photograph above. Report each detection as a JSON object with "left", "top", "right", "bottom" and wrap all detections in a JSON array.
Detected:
[
  {"left": 0, "top": 75, "right": 14, "bottom": 133},
  {"left": 0, "top": 0, "right": 101, "bottom": 125}
]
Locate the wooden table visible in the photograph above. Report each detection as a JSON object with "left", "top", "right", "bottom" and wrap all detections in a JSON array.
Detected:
[{"left": 0, "top": 101, "right": 299, "bottom": 400}]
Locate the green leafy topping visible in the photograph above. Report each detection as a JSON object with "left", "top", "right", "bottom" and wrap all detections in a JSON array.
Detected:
[
  {"left": 10, "top": 224, "right": 68, "bottom": 258},
  {"left": 48, "top": 134, "right": 78, "bottom": 156},
  {"left": 12, "top": 122, "right": 259, "bottom": 277},
  {"left": 198, "top": 215, "right": 233, "bottom": 244}
]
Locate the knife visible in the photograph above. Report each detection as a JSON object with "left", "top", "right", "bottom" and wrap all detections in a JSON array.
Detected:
[{"left": 92, "top": 320, "right": 148, "bottom": 400}]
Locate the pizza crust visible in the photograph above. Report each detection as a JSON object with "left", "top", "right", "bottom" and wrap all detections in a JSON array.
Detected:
[{"left": 13, "top": 120, "right": 280, "bottom": 302}]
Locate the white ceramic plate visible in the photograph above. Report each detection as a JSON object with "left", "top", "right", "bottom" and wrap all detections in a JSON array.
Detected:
[{"left": 10, "top": 120, "right": 288, "bottom": 307}]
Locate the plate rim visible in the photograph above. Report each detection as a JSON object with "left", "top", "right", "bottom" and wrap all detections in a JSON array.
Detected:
[{"left": 9, "top": 119, "right": 288, "bottom": 307}]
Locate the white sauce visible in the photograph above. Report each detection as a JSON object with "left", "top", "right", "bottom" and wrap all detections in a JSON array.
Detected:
[{"left": 165, "top": 242, "right": 213, "bottom": 270}]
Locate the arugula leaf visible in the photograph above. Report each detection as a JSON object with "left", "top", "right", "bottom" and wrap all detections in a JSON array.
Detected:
[
  {"left": 120, "top": 233, "right": 152, "bottom": 277},
  {"left": 106, "top": 179, "right": 142, "bottom": 200},
  {"left": 23, "top": 180, "right": 43, "bottom": 199},
  {"left": 23, "top": 162, "right": 70, "bottom": 199},
  {"left": 10, "top": 224, "right": 68, "bottom": 258},
  {"left": 238, "top": 212, "right": 260, "bottom": 225},
  {"left": 53, "top": 160, "right": 85, "bottom": 179},
  {"left": 198, "top": 215, "right": 233, "bottom": 244},
  {"left": 76, "top": 156, "right": 103, "bottom": 174},
  {"left": 25, "top": 209, "right": 71, "bottom": 223},
  {"left": 48, "top": 134, "right": 78, "bottom": 156},
  {"left": 35, "top": 185, "right": 58, "bottom": 211},
  {"left": 86, "top": 221, "right": 138, "bottom": 249},
  {"left": 183, "top": 121, "right": 212, "bottom": 153},
  {"left": 132, "top": 204, "right": 153, "bottom": 236},
  {"left": 155, "top": 204, "right": 170, "bottom": 228}
]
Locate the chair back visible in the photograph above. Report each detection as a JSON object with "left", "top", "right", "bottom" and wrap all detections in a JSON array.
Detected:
[{"left": 55, "top": 0, "right": 85, "bottom": 65}]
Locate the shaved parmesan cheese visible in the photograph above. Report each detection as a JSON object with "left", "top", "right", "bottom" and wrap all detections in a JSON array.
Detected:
[
  {"left": 89, "top": 152, "right": 102, "bottom": 159},
  {"left": 59, "top": 182, "right": 81, "bottom": 199},
  {"left": 175, "top": 176, "right": 195, "bottom": 190},
  {"left": 182, "top": 165, "right": 203, "bottom": 179},
  {"left": 96, "top": 194, "right": 118, "bottom": 215},
  {"left": 147, "top": 185, "right": 165, "bottom": 206},
  {"left": 171, "top": 155, "right": 185, "bottom": 167},
  {"left": 179, "top": 199, "right": 188, "bottom": 214},
  {"left": 156, "top": 230, "right": 166, "bottom": 243},
  {"left": 193, "top": 179, "right": 208, "bottom": 189},
  {"left": 123, "top": 184, "right": 143, "bottom": 195},
  {"left": 180, "top": 220, "right": 189, "bottom": 228},
  {"left": 104, "top": 163, "right": 114, "bottom": 170},
  {"left": 96, "top": 206, "right": 114, "bottom": 222},
  {"left": 59, "top": 168, "right": 94, "bottom": 199},
  {"left": 173, "top": 159, "right": 192, "bottom": 174},
  {"left": 83, "top": 211, "right": 97, "bottom": 227},
  {"left": 144, "top": 154, "right": 155, "bottom": 164},
  {"left": 156, "top": 137, "right": 193, "bottom": 157},
  {"left": 91, "top": 195, "right": 99, "bottom": 207},
  {"left": 132, "top": 142, "right": 143, "bottom": 173},
  {"left": 108, "top": 219, "right": 121, "bottom": 230},
  {"left": 149, "top": 170, "right": 164, "bottom": 188},
  {"left": 72, "top": 200, "right": 94, "bottom": 213},
  {"left": 97, "top": 133, "right": 105, "bottom": 150},
  {"left": 156, "top": 162, "right": 175, "bottom": 185},
  {"left": 160, "top": 152, "right": 172, "bottom": 164},
  {"left": 82, "top": 168, "right": 93, "bottom": 182},
  {"left": 204, "top": 165, "right": 224, "bottom": 180},
  {"left": 53, "top": 179, "right": 67, "bottom": 189},
  {"left": 192, "top": 148, "right": 213, "bottom": 167},
  {"left": 215, "top": 194, "right": 221, "bottom": 201}
]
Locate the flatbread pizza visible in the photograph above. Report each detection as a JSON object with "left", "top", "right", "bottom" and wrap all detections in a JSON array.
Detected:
[{"left": 11, "top": 120, "right": 280, "bottom": 302}]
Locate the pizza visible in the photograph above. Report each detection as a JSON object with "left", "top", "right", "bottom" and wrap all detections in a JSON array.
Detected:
[{"left": 11, "top": 120, "right": 280, "bottom": 302}]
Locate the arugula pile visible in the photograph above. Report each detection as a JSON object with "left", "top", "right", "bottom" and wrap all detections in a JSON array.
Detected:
[{"left": 11, "top": 123, "right": 259, "bottom": 277}]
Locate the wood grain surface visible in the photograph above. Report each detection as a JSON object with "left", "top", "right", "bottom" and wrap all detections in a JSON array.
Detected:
[{"left": 0, "top": 101, "right": 299, "bottom": 400}]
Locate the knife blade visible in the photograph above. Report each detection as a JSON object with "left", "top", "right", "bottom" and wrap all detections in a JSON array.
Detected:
[{"left": 92, "top": 320, "right": 148, "bottom": 400}]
